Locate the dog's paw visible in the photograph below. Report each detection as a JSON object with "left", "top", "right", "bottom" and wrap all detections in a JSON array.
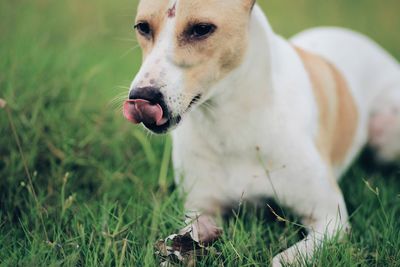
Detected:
[
  {"left": 181, "top": 214, "right": 223, "bottom": 245},
  {"left": 155, "top": 223, "right": 221, "bottom": 266},
  {"left": 155, "top": 231, "right": 202, "bottom": 266},
  {"left": 272, "top": 250, "right": 293, "bottom": 267},
  {"left": 271, "top": 246, "right": 309, "bottom": 267}
]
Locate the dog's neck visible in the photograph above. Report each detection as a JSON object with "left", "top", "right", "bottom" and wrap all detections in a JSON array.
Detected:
[{"left": 201, "top": 5, "right": 277, "bottom": 113}]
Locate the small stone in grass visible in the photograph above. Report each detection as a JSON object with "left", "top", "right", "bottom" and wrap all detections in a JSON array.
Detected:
[{"left": 0, "top": 98, "right": 7, "bottom": 109}]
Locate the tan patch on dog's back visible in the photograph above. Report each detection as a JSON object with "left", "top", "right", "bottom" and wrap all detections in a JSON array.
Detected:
[{"left": 295, "top": 47, "right": 358, "bottom": 167}]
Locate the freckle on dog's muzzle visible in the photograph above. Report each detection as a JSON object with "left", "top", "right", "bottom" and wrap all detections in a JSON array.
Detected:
[{"left": 123, "top": 99, "right": 168, "bottom": 126}]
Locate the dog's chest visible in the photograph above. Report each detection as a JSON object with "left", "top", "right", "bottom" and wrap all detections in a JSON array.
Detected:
[
  {"left": 197, "top": 107, "right": 275, "bottom": 155},
  {"left": 172, "top": 108, "right": 295, "bottom": 203}
]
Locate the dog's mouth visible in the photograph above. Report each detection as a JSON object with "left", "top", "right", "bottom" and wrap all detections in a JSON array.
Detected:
[
  {"left": 123, "top": 95, "right": 201, "bottom": 134},
  {"left": 143, "top": 114, "right": 182, "bottom": 134}
]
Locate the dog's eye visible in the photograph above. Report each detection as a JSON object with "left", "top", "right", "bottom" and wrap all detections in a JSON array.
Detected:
[
  {"left": 188, "top": 23, "right": 216, "bottom": 40},
  {"left": 134, "top": 22, "right": 152, "bottom": 38}
]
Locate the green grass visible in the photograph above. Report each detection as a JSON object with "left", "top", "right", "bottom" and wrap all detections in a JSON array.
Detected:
[{"left": 0, "top": 0, "right": 399, "bottom": 266}]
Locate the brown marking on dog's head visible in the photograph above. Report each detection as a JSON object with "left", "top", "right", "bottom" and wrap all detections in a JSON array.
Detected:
[
  {"left": 167, "top": 2, "right": 176, "bottom": 18},
  {"left": 172, "top": 0, "right": 256, "bottom": 98},
  {"left": 134, "top": 0, "right": 172, "bottom": 58},
  {"left": 295, "top": 47, "right": 359, "bottom": 168}
]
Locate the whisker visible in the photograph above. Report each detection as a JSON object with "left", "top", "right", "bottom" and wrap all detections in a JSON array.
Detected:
[
  {"left": 116, "top": 86, "right": 131, "bottom": 91},
  {"left": 145, "top": 128, "right": 154, "bottom": 139},
  {"left": 200, "top": 105, "right": 217, "bottom": 117},
  {"left": 114, "top": 37, "right": 138, "bottom": 43},
  {"left": 109, "top": 93, "right": 129, "bottom": 103},
  {"left": 202, "top": 101, "right": 217, "bottom": 110},
  {"left": 109, "top": 101, "right": 125, "bottom": 112},
  {"left": 113, "top": 89, "right": 129, "bottom": 95},
  {"left": 179, "top": 92, "right": 201, "bottom": 98},
  {"left": 120, "top": 44, "right": 140, "bottom": 58},
  {"left": 109, "top": 98, "right": 126, "bottom": 107},
  {"left": 108, "top": 90, "right": 130, "bottom": 111}
]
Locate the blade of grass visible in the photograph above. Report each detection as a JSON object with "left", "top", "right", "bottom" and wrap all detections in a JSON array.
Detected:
[{"left": 158, "top": 136, "right": 172, "bottom": 193}]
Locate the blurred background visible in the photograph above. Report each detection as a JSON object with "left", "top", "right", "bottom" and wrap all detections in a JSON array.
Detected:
[{"left": 0, "top": 0, "right": 399, "bottom": 266}]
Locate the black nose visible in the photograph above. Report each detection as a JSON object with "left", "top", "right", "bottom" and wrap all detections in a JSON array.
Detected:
[{"left": 129, "top": 87, "right": 164, "bottom": 104}]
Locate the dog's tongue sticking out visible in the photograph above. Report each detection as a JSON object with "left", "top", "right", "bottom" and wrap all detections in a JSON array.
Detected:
[{"left": 123, "top": 99, "right": 167, "bottom": 126}]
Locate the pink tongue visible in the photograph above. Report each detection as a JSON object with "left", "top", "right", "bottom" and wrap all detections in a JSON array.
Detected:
[{"left": 123, "top": 99, "right": 167, "bottom": 126}]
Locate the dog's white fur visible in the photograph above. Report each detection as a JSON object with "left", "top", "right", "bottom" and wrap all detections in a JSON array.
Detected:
[{"left": 129, "top": 2, "right": 400, "bottom": 265}]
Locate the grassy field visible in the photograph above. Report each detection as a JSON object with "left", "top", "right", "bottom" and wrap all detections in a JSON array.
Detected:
[{"left": 0, "top": 0, "right": 400, "bottom": 266}]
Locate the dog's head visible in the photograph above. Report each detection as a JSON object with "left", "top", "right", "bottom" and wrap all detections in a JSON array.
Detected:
[{"left": 123, "top": 0, "right": 255, "bottom": 133}]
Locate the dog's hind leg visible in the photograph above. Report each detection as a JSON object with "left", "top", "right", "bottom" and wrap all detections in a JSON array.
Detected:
[
  {"left": 272, "top": 188, "right": 349, "bottom": 267},
  {"left": 269, "top": 156, "right": 350, "bottom": 267},
  {"left": 369, "top": 83, "right": 400, "bottom": 162}
]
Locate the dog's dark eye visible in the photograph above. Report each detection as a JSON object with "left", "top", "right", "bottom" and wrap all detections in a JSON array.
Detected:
[
  {"left": 134, "top": 22, "right": 152, "bottom": 38},
  {"left": 188, "top": 23, "right": 216, "bottom": 40}
]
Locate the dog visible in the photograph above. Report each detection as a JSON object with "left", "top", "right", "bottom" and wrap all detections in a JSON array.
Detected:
[{"left": 123, "top": 0, "right": 400, "bottom": 265}]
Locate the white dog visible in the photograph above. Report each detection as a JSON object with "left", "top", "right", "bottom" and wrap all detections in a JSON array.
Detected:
[{"left": 123, "top": 0, "right": 400, "bottom": 265}]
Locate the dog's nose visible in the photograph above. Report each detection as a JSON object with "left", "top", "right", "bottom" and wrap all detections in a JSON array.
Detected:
[
  {"left": 128, "top": 87, "right": 163, "bottom": 103},
  {"left": 123, "top": 87, "right": 168, "bottom": 126}
]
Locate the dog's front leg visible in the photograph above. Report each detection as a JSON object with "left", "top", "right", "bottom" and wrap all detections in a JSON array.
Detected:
[
  {"left": 155, "top": 206, "right": 223, "bottom": 265},
  {"left": 180, "top": 212, "right": 223, "bottom": 245},
  {"left": 156, "top": 141, "right": 226, "bottom": 264},
  {"left": 172, "top": 134, "right": 228, "bottom": 245},
  {"left": 272, "top": 171, "right": 349, "bottom": 267},
  {"left": 178, "top": 181, "right": 225, "bottom": 246}
]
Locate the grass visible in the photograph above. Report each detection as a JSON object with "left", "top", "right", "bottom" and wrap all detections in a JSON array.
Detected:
[{"left": 0, "top": 0, "right": 399, "bottom": 266}]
